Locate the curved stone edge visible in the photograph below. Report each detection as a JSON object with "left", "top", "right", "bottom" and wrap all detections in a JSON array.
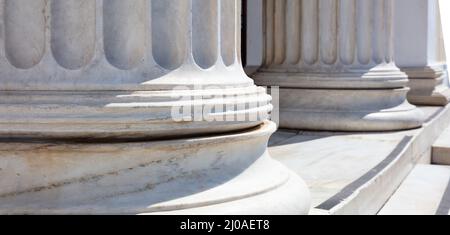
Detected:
[
  {"left": 330, "top": 104, "right": 450, "bottom": 214},
  {"left": 0, "top": 86, "right": 271, "bottom": 139},
  {"left": 144, "top": 172, "right": 311, "bottom": 215},
  {"left": 0, "top": 121, "right": 311, "bottom": 215},
  {"left": 405, "top": 65, "right": 450, "bottom": 106},
  {"left": 252, "top": 68, "right": 408, "bottom": 89},
  {"left": 278, "top": 88, "right": 425, "bottom": 131},
  {"left": 407, "top": 87, "right": 450, "bottom": 106}
]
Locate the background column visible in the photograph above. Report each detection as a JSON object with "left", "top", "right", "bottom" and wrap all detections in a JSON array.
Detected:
[
  {"left": 395, "top": 0, "right": 450, "bottom": 106},
  {"left": 253, "top": 0, "right": 424, "bottom": 131}
]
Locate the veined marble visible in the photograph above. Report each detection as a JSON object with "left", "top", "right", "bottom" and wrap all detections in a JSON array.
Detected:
[{"left": 0, "top": 0, "right": 311, "bottom": 214}]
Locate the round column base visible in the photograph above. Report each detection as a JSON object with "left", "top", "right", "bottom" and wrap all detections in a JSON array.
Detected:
[
  {"left": 277, "top": 88, "right": 425, "bottom": 131},
  {"left": 0, "top": 86, "right": 271, "bottom": 140},
  {"left": 0, "top": 121, "right": 310, "bottom": 215}
]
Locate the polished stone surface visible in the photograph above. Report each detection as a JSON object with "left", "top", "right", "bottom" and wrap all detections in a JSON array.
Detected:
[
  {"left": 0, "top": 122, "right": 310, "bottom": 215},
  {"left": 379, "top": 164, "right": 450, "bottom": 215},
  {"left": 277, "top": 87, "right": 424, "bottom": 131},
  {"left": 268, "top": 105, "right": 450, "bottom": 214},
  {"left": 433, "top": 125, "right": 450, "bottom": 165}
]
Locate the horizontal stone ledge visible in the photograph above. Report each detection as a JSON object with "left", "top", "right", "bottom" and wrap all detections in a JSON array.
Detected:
[{"left": 0, "top": 86, "right": 272, "bottom": 140}]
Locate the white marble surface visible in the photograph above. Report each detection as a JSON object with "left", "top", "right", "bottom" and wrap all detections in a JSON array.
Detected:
[
  {"left": 0, "top": 1, "right": 311, "bottom": 215},
  {"left": 0, "top": 122, "right": 310, "bottom": 215},
  {"left": 379, "top": 164, "right": 450, "bottom": 215},
  {"left": 268, "top": 106, "right": 450, "bottom": 214},
  {"left": 0, "top": 0, "right": 272, "bottom": 139},
  {"left": 269, "top": 128, "right": 408, "bottom": 211},
  {"left": 433, "top": 125, "right": 450, "bottom": 165}
]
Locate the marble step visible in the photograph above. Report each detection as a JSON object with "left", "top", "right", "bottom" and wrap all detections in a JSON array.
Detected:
[
  {"left": 269, "top": 106, "right": 450, "bottom": 215},
  {"left": 378, "top": 164, "right": 450, "bottom": 215},
  {"left": 433, "top": 126, "right": 450, "bottom": 165}
]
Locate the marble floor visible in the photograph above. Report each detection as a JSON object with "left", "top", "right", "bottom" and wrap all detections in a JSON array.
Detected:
[
  {"left": 268, "top": 106, "right": 450, "bottom": 214},
  {"left": 379, "top": 164, "right": 450, "bottom": 215}
]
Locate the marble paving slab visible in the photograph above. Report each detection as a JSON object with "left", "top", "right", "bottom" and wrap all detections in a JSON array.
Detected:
[
  {"left": 379, "top": 164, "right": 450, "bottom": 215},
  {"left": 268, "top": 106, "right": 449, "bottom": 214}
]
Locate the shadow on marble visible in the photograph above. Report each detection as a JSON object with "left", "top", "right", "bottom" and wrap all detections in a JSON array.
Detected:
[{"left": 268, "top": 106, "right": 446, "bottom": 214}]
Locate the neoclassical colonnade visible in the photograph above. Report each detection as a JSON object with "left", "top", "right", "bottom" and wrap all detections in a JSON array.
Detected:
[
  {"left": 0, "top": 0, "right": 310, "bottom": 214},
  {"left": 1, "top": 0, "right": 447, "bottom": 215},
  {"left": 252, "top": 0, "right": 435, "bottom": 131}
]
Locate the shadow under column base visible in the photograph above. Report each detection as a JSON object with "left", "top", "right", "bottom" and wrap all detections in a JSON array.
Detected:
[
  {"left": 408, "top": 84, "right": 450, "bottom": 106},
  {"left": 0, "top": 121, "right": 311, "bottom": 215},
  {"left": 404, "top": 65, "right": 450, "bottom": 106}
]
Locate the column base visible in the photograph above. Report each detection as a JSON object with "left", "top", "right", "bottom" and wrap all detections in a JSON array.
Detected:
[
  {"left": 407, "top": 85, "right": 450, "bottom": 106},
  {"left": 0, "top": 86, "right": 271, "bottom": 140},
  {"left": 0, "top": 121, "right": 310, "bottom": 215},
  {"left": 404, "top": 65, "right": 450, "bottom": 106},
  {"left": 278, "top": 88, "right": 425, "bottom": 131}
]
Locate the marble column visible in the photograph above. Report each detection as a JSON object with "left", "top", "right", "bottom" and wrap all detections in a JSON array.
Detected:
[
  {"left": 253, "top": 0, "right": 425, "bottom": 131},
  {"left": 395, "top": 0, "right": 450, "bottom": 106},
  {"left": 0, "top": 0, "right": 310, "bottom": 214}
]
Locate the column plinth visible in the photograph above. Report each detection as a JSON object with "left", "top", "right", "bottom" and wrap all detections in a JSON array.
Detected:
[
  {"left": 403, "top": 65, "right": 450, "bottom": 106},
  {"left": 0, "top": 0, "right": 310, "bottom": 214},
  {"left": 253, "top": 0, "right": 424, "bottom": 131}
]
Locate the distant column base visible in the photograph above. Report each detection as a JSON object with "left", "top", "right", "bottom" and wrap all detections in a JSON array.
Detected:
[
  {"left": 407, "top": 86, "right": 450, "bottom": 106},
  {"left": 405, "top": 65, "right": 450, "bottom": 106},
  {"left": 278, "top": 88, "right": 425, "bottom": 131}
]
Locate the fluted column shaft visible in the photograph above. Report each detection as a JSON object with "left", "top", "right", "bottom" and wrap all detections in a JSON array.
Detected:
[
  {"left": 253, "top": 0, "right": 424, "bottom": 131},
  {"left": 265, "top": 0, "right": 394, "bottom": 71},
  {"left": 1, "top": 0, "right": 247, "bottom": 89}
]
